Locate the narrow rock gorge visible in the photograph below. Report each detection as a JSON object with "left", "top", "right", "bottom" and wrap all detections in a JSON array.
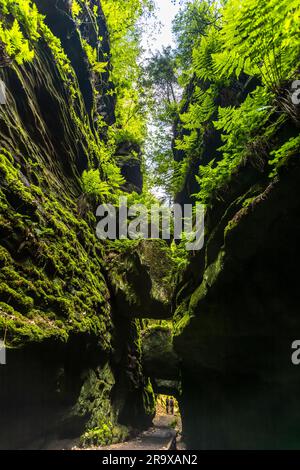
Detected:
[
  {"left": 0, "top": 0, "right": 299, "bottom": 451},
  {"left": 0, "top": 0, "right": 158, "bottom": 449}
]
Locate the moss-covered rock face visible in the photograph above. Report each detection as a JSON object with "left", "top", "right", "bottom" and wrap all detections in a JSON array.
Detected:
[
  {"left": 173, "top": 137, "right": 300, "bottom": 448},
  {"left": 0, "top": 1, "right": 154, "bottom": 449},
  {"left": 0, "top": 0, "right": 114, "bottom": 347},
  {"left": 0, "top": 146, "right": 112, "bottom": 347},
  {"left": 109, "top": 316, "right": 156, "bottom": 431},
  {"left": 107, "top": 240, "right": 174, "bottom": 320}
]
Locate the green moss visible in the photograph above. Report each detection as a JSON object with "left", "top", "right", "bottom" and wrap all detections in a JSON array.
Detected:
[
  {"left": 142, "top": 378, "right": 156, "bottom": 418},
  {"left": 72, "top": 364, "right": 130, "bottom": 447},
  {"left": 0, "top": 302, "right": 68, "bottom": 346},
  {"left": 0, "top": 153, "right": 35, "bottom": 204},
  {"left": 173, "top": 309, "right": 192, "bottom": 338},
  {"left": 0, "top": 246, "right": 11, "bottom": 267},
  {"left": 0, "top": 283, "right": 34, "bottom": 312},
  {"left": 224, "top": 218, "right": 239, "bottom": 237},
  {"left": 173, "top": 296, "right": 190, "bottom": 331},
  {"left": 80, "top": 423, "right": 129, "bottom": 447},
  {"left": 142, "top": 323, "right": 172, "bottom": 335},
  {"left": 0, "top": 146, "right": 112, "bottom": 347},
  {"left": 242, "top": 197, "right": 256, "bottom": 208}
]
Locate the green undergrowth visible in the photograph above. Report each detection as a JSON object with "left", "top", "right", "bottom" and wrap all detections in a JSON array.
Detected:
[{"left": 141, "top": 321, "right": 173, "bottom": 336}]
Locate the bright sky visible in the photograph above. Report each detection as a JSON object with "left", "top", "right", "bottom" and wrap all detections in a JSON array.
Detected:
[
  {"left": 141, "top": 1, "right": 182, "bottom": 201},
  {"left": 141, "top": 0, "right": 181, "bottom": 58}
]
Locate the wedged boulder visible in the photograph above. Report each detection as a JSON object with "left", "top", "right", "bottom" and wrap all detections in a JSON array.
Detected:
[
  {"left": 142, "top": 326, "right": 180, "bottom": 381},
  {"left": 107, "top": 240, "right": 174, "bottom": 320},
  {"left": 174, "top": 158, "right": 300, "bottom": 449}
]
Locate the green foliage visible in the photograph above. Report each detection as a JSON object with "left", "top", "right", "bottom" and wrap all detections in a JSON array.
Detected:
[
  {"left": 81, "top": 423, "right": 128, "bottom": 447},
  {"left": 0, "top": 0, "right": 41, "bottom": 40},
  {"left": 193, "top": 86, "right": 277, "bottom": 204},
  {"left": 0, "top": 19, "right": 34, "bottom": 64},
  {"left": 104, "top": 162, "right": 126, "bottom": 192},
  {"left": 173, "top": 0, "right": 300, "bottom": 205},
  {"left": 0, "top": 0, "right": 78, "bottom": 98},
  {"left": 81, "top": 164, "right": 125, "bottom": 205},
  {"left": 192, "top": 28, "right": 221, "bottom": 81},
  {"left": 143, "top": 48, "right": 181, "bottom": 198},
  {"left": 145, "top": 123, "right": 175, "bottom": 198},
  {"left": 0, "top": 0, "right": 44, "bottom": 64},
  {"left": 82, "top": 39, "right": 108, "bottom": 75},
  {"left": 172, "top": 155, "right": 192, "bottom": 196},
  {"left": 213, "top": 0, "right": 300, "bottom": 86},
  {"left": 170, "top": 240, "right": 189, "bottom": 272},
  {"left": 213, "top": 87, "right": 273, "bottom": 153},
  {"left": 269, "top": 135, "right": 300, "bottom": 177},
  {"left": 179, "top": 86, "right": 217, "bottom": 132},
  {"left": 144, "top": 0, "right": 220, "bottom": 199},
  {"left": 71, "top": 0, "right": 82, "bottom": 18},
  {"left": 173, "top": 0, "right": 219, "bottom": 69},
  {"left": 82, "top": 169, "right": 111, "bottom": 199}
]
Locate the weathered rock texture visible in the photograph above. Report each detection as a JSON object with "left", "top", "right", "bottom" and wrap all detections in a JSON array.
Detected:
[
  {"left": 0, "top": 1, "right": 154, "bottom": 449},
  {"left": 173, "top": 112, "right": 300, "bottom": 448},
  {"left": 107, "top": 240, "right": 174, "bottom": 320}
]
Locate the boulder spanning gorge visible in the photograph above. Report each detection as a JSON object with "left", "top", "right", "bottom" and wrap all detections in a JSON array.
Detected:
[{"left": 0, "top": 0, "right": 299, "bottom": 453}]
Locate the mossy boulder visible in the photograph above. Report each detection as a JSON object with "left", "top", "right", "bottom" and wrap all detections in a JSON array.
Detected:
[{"left": 107, "top": 240, "right": 174, "bottom": 320}]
